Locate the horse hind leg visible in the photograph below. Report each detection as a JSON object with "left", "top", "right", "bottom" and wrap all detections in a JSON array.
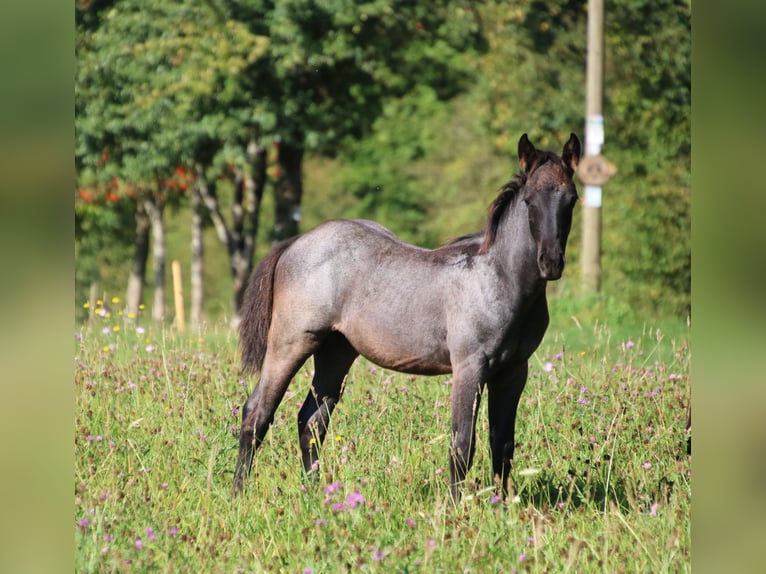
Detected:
[
  {"left": 297, "top": 332, "right": 358, "bottom": 480},
  {"left": 232, "top": 334, "right": 320, "bottom": 496}
]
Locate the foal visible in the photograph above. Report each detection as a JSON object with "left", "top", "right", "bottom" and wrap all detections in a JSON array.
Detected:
[{"left": 233, "top": 133, "right": 581, "bottom": 500}]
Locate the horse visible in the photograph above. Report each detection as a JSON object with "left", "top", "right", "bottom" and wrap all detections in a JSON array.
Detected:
[{"left": 232, "top": 133, "right": 581, "bottom": 501}]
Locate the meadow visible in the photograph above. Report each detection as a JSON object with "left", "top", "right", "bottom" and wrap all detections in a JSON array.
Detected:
[{"left": 74, "top": 303, "right": 690, "bottom": 572}]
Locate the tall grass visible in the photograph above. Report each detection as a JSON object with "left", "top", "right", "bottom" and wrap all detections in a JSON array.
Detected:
[{"left": 75, "top": 311, "right": 690, "bottom": 572}]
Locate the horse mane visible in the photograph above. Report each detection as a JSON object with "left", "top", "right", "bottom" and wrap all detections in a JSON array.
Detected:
[
  {"left": 477, "top": 174, "right": 525, "bottom": 255},
  {"left": 476, "top": 152, "right": 561, "bottom": 255}
]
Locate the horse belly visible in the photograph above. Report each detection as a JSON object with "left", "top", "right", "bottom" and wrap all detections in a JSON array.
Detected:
[{"left": 338, "top": 314, "right": 452, "bottom": 376}]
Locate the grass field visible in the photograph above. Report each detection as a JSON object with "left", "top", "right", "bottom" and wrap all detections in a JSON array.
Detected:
[{"left": 74, "top": 306, "right": 690, "bottom": 572}]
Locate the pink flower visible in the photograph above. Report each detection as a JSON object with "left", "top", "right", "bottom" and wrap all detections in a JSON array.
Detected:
[
  {"left": 325, "top": 481, "right": 342, "bottom": 495},
  {"left": 642, "top": 462, "right": 652, "bottom": 469},
  {"left": 346, "top": 492, "right": 365, "bottom": 508},
  {"left": 406, "top": 517, "right": 417, "bottom": 528}
]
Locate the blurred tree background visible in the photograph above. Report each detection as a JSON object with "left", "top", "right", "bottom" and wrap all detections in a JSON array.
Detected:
[{"left": 75, "top": 0, "right": 690, "bottom": 326}]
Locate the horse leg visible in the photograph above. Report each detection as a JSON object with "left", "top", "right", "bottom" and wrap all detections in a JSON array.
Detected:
[
  {"left": 297, "top": 333, "right": 358, "bottom": 479},
  {"left": 487, "top": 362, "right": 528, "bottom": 498},
  {"left": 448, "top": 361, "right": 485, "bottom": 503},
  {"left": 232, "top": 335, "right": 319, "bottom": 496}
]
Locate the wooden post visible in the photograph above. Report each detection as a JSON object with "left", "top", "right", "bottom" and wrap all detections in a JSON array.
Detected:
[
  {"left": 171, "top": 260, "right": 185, "bottom": 333},
  {"left": 581, "top": 0, "right": 607, "bottom": 292}
]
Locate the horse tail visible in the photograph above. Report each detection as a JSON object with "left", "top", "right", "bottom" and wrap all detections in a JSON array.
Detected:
[{"left": 239, "top": 237, "right": 299, "bottom": 376}]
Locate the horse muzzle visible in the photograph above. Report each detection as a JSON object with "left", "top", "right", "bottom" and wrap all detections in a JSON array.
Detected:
[{"left": 538, "top": 249, "right": 565, "bottom": 280}]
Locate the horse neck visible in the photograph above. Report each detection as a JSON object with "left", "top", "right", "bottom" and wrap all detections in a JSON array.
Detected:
[{"left": 486, "top": 200, "right": 546, "bottom": 297}]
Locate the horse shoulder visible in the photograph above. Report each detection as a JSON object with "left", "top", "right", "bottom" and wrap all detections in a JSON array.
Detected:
[{"left": 516, "top": 294, "right": 550, "bottom": 359}]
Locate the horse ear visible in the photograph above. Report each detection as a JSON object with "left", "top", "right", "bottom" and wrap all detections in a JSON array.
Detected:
[
  {"left": 518, "top": 133, "right": 536, "bottom": 173},
  {"left": 562, "top": 133, "right": 581, "bottom": 174}
]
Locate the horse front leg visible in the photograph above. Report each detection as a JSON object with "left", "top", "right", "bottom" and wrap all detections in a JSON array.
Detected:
[
  {"left": 487, "top": 362, "right": 528, "bottom": 498},
  {"left": 448, "top": 361, "right": 486, "bottom": 503}
]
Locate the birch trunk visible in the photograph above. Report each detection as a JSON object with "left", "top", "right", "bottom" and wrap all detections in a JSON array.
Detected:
[
  {"left": 190, "top": 185, "right": 204, "bottom": 329},
  {"left": 144, "top": 194, "right": 166, "bottom": 322},
  {"left": 195, "top": 134, "right": 267, "bottom": 326},
  {"left": 126, "top": 195, "right": 151, "bottom": 317}
]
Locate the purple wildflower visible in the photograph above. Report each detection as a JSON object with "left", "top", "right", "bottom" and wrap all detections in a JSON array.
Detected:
[
  {"left": 642, "top": 462, "right": 652, "bottom": 470},
  {"left": 625, "top": 340, "right": 635, "bottom": 349},
  {"left": 325, "top": 481, "right": 342, "bottom": 495},
  {"left": 372, "top": 549, "right": 385, "bottom": 561},
  {"left": 146, "top": 528, "right": 157, "bottom": 542},
  {"left": 134, "top": 539, "right": 144, "bottom": 550},
  {"left": 406, "top": 517, "right": 417, "bottom": 528},
  {"left": 346, "top": 492, "right": 365, "bottom": 508},
  {"left": 78, "top": 518, "right": 89, "bottom": 528}
]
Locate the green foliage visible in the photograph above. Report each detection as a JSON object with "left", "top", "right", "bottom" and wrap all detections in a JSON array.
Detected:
[
  {"left": 74, "top": 0, "right": 691, "bottom": 322},
  {"left": 232, "top": 0, "right": 484, "bottom": 151},
  {"left": 334, "top": 86, "right": 454, "bottom": 245},
  {"left": 75, "top": 320, "right": 690, "bottom": 571},
  {"left": 76, "top": 0, "right": 268, "bottom": 183}
]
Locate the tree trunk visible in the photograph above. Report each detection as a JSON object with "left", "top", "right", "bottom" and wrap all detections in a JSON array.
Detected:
[
  {"left": 271, "top": 143, "right": 304, "bottom": 242},
  {"left": 144, "top": 193, "right": 166, "bottom": 322},
  {"left": 195, "top": 133, "right": 267, "bottom": 326},
  {"left": 231, "top": 137, "right": 267, "bottom": 323},
  {"left": 190, "top": 185, "right": 204, "bottom": 329},
  {"left": 126, "top": 195, "right": 151, "bottom": 317}
]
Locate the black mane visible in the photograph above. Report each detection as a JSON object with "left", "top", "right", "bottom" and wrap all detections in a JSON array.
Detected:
[{"left": 478, "top": 175, "right": 524, "bottom": 255}]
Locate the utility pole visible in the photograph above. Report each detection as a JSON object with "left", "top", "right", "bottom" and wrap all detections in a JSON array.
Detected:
[{"left": 579, "top": 0, "right": 616, "bottom": 291}]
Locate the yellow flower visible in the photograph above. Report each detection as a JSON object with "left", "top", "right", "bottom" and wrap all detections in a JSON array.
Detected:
[
  {"left": 113, "top": 325, "right": 120, "bottom": 332},
  {"left": 335, "top": 435, "right": 342, "bottom": 442},
  {"left": 105, "top": 312, "right": 111, "bottom": 318},
  {"left": 139, "top": 304, "right": 145, "bottom": 310},
  {"left": 83, "top": 302, "right": 90, "bottom": 309},
  {"left": 111, "top": 296, "right": 120, "bottom": 304},
  {"left": 309, "top": 438, "right": 316, "bottom": 445},
  {"left": 97, "top": 299, "right": 103, "bottom": 305},
  {"left": 128, "top": 312, "right": 136, "bottom": 319},
  {"left": 118, "top": 310, "right": 124, "bottom": 317},
  {"left": 102, "top": 345, "right": 110, "bottom": 352}
]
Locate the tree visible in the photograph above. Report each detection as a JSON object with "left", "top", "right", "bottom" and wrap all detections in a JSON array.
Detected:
[
  {"left": 76, "top": 0, "right": 269, "bottom": 321},
  {"left": 229, "top": 0, "right": 486, "bottom": 240},
  {"left": 473, "top": 0, "right": 690, "bottom": 315},
  {"left": 76, "top": 0, "right": 486, "bottom": 322}
]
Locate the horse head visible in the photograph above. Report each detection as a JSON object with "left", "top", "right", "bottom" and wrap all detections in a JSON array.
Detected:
[{"left": 517, "top": 133, "right": 581, "bottom": 280}]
